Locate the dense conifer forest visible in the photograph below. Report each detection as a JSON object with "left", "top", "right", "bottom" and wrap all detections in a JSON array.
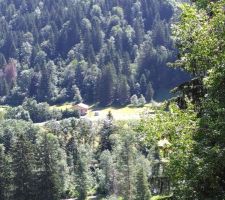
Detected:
[
  {"left": 0, "top": 0, "right": 186, "bottom": 106},
  {"left": 1, "top": 0, "right": 225, "bottom": 200}
]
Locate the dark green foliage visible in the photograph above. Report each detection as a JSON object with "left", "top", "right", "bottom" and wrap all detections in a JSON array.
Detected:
[
  {"left": 0, "top": 145, "right": 13, "bottom": 200},
  {"left": 146, "top": 83, "right": 154, "bottom": 102},
  {"left": 22, "top": 98, "right": 62, "bottom": 123},
  {"left": 115, "top": 76, "right": 130, "bottom": 106},
  {"left": 135, "top": 167, "right": 151, "bottom": 200},
  {"left": 62, "top": 109, "right": 80, "bottom": 119},
  {"left": 98, "top": 150, "right": 115, "bottom": 195},
  {"left": 115, "top": 130, "right": 137, "bottom": 200},
  {"left": 0, "top": 111, "right": 161, "bottom": 200},
  {"left": 0, "top": 0, "right": 187, "bottom": 106},
  {"left": 12, "top": 134, "right": 36, "bottom": 200},
  {"left": 4, "top": 99, "right": 80, "bottom": 122},
  {"left": 67, "top": 137, "right": 89, "bottom": 200},
  {"left": 98, "top": 66, "right": 115, "bottom": 106},
  {"left": 5, "top": 106, "right": 31, "bottom": 121},
  {"left": 36, "top": 133, "right": 62, "bottom": 200},
  {"left": 99, "top": 117, "right": 115, "bottom": 152},
  {"left": 140, "top": 74, "right": 147, "bottom": 96},
  {"left": 169, "top": 1, "right": 225, "bottom": 199}
]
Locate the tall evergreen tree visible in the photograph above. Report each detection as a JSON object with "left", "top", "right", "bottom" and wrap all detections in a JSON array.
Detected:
[
  {"left": 99, "top": 115, "right": 115, "bottom": 152},
  {"left": 38, "top": 61, "right": 57, "bottom": 102},
  {"left": 67, "top": 137, "right": 89, "bottom": 200},
  {"left": 145, "top": 82, "right": 154, "bottom": 102},
  {"left": 37, "top": 133, "right": 62, "bottom": 200},
  {"left": 12, "top": 134, "right": 35, "bottom": 200},
  {"left": 135, "top": 167, "right": 151, "bottom": 200},
  {"left": 98, "top": 150, "right": 115, "bottom": 196},
  {"left": 99, "top": 65, "right": 115, "bottom": 106},
  {"left": 140, "top": 74, "right": 147, "bottom": 96},
  {"left": 116, "top": 76, "right": 130, "bottom": 106},
  {"left": 115, "top": 130, "right": 137, "bottom": 200},
  {"left": 0, "top": 145, "right": 13, "bottom": 200}
]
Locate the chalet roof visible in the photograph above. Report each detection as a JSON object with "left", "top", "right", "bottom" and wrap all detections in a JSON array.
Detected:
[{"left": 76, "top": 103, "right": 89, "bottom": 109}]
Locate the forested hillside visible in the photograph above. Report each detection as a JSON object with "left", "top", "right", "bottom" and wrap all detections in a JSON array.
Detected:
[
  {"left": 1, "top": 0, "right": 225, "bottom": 200},
  {"left": 0, "top": 0, "right": 186, "bottom": 106}
]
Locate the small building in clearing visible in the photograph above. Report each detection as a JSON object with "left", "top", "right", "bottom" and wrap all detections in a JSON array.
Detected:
[{"left": 74, "top": 103, "right": 89, "bottom": 116}]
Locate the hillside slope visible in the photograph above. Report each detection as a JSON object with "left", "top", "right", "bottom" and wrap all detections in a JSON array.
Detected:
[{"left": 0, "top": 0, "right": 187, "bottom": 106}]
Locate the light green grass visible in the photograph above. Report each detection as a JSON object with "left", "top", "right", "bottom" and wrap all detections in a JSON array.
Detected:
[
  {"left": 87, "top": 103, "right": 156, "bottom": 121},
  {"left": 50, "top": 102, "right": 159, "bottom": 121},
  {"left": 50, "top": 103, "right": 74, "bottom": 110},
  {"left": 151, "top": 195, "right": 172, "bottom": 200},
  {"left": 0, "top": 105, "right": 9, "bottom": 112}
]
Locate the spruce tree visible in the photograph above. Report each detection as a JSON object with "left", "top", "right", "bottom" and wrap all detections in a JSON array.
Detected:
[
  {"left": 37, "top": 133, "right": 62, "bottom": 200},
  {"left": 0, "top": 145, "right": 13, "bottom": 200},
  {"left": 115, "top": 131, "right": 137, "bottom": 200},
  {"left": 140, "top": 74, "right": 147, "bottom": 96},
  {"left": 116, "top": 76, "right": 130, "bottom": 106},
  {"left": 68, "top": 137, "right": 89, "bottom": 200},
  {"left": 38, "top": 61, "right": 57, "bottom": 102},
  {"left": 99, "top": 115, "right": 115, "bottom": 152},
  {"left": 99, "top": 150, "right": 115, "bottom": 196},
  {"left": 135, "top": 167, "right": 151, "bottom": 200},
  {"left": 145, "top": 82, "right": 154, "bottom": 102},
  {"left": 12, "top": 134, "right": 35, "bottom": 200},
  {"left": 99, "top": 65, "right": 115, "bottom": 106},
  {"left": 72, "top": 85, "right": 83, "bottom": 104}
]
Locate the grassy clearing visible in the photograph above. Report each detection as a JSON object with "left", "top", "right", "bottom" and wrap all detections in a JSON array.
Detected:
[
  {"left": 50, "top": 103, "right": 74, "bottom": 110},
  {"left": 87, "top": 103, "right": 157, "bottom": 121},
  {"left": 50, "top": 102, "right": 160, "bottom": 121},
  {"left": 0, "top": 105, "right": 9, "bottom": 112}
]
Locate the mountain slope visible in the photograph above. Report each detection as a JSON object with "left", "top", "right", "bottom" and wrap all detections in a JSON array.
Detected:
[{"left": 0, "top": 0, "right": 187, "bottom": 106}]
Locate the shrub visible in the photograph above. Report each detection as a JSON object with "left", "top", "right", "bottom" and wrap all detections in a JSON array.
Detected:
[
  {"left": 130, "top": 94, "right": 139, "bottom": 107},
  {"left": 62, "top": 109, "right": 80, "bottom": 119},
  {"left": 5, "top": 106, "right": 31, "bottom": 121}
]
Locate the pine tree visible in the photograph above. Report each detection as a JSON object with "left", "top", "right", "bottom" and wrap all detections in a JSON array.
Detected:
[
  {"left": 37, "top": 133, "right": 62, "bottom": 200},
  {"left": 134, "top": 83, "right": 141, "bottom": 97},
  {"left": 0, "top": 145, "right": 13, "bottom": 200},
  {"left": 12, "top": 134, "right": 35, "bottom": 200},
  {"left": 99, "top": 115, "right": 115, "bottom": 152},
  {"left": 145, "top": 82, "right": 154, "bottom": 102},
  {"left": 115, "top": 131, "right": 137, "bottom": 200},
  {"left": 135, "top": 167, "right": 151, "bottom": 200},
  {"left": 116, "top": 76, "right": 130, "bottom": 106},
  {"left": 140, "top": 74, "right": 147, "bottom": 96},
  {"left": 1, "top": 33, "right": 17, "bottom": 60},
  {"left": 99, "top": 65, "right": 115, "bottom": 106},
  {"left": 72, "top": 85, "right": 83, "bottom": 104},
  {"left": 68, "top": 137, "right": 88, "bottom": 200},
  {"left": 38, "top": 61, "right": 57, "bottom": 102},
  {"left": 99, "top": 150, "right": 115, "bottom": 196},
  {"left": 122, "top": 53, "right": 132, "bottom": 77}
]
